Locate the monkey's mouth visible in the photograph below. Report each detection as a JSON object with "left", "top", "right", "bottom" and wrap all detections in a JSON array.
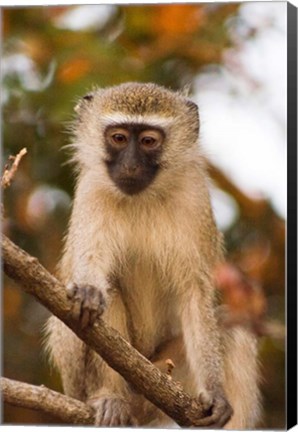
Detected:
[
  {"left": 116, "top": 176, "right": 150, "bottom": 195},
  {"left": 105, "top": 162, "right": 160, "bottom": 195}
]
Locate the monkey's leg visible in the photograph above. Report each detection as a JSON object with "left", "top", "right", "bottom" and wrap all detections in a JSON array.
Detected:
[
  {"left": 222, "top": 327, "right": 261, "bottom": 429},
  {"left": 45, "top": 315, "right": 88, "bottom": 401},
  {"left": 84, "top": 290, "right": 138, "bottom": 427}
]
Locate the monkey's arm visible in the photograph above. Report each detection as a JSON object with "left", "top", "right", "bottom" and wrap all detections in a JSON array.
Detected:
[
  {"left": 50, "top": 183, "right": 138, "bottom": 425},
  {"left": 180, "top": 281, "right": 233, "bottom": 428},
  {"left": 58, "top": 178, "right": 115, "bottom": 328}
]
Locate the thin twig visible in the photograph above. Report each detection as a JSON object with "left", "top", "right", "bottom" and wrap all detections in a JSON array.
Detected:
[
  {"left": 1, "top": 148, "right": 27, "bottom": 189},
  {"left": 165, "top": 359, "right": 175, "bottom": 379}
]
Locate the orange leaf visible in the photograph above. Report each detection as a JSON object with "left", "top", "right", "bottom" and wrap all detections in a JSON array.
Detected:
[
  {"left": 58, "top": 57, "right": 92, "bottom": 84},
  {"left": 215, "top": 262, "right": 267, "bottom": 321},
  {"left": 153, "top": 5, "right": 205, "bottom": 36}
]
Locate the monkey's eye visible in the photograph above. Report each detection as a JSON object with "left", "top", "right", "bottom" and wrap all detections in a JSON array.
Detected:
[
  {"left": 141, "top": 136, "right": 157, "bottom": 146},
  {"left": 112, "top": 134, "right": 127, "bottom": 145},
  {"left": 107, "top": 129, "right": 129, "bottom": 148},
  {"left": 139, "top": 130, "right": 163, "bottom": 150}
]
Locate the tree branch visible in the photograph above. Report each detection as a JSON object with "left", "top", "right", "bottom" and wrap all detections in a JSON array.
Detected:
[
  {"left": 1, "top": 377, "right": 95, "bottom": 425},
  {"left": 2, "top": 233, "right": 206, "bottom": 427},
  {"left": 208, "top": 162, "right": 269, "bottom": 219}
]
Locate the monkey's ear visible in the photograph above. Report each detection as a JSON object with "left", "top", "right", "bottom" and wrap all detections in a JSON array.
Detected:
[
  {"left": 74, "top": 92, "right": 95, "bottom": 114},
  {"left": 185, "top": 99, "right": 198, "bottom": 113},
  {"left": 185, "top": 100, "right": 199, "bottom": 121}
]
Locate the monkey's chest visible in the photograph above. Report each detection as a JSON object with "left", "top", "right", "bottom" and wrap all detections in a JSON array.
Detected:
[{"left": 120, "top": 256, "right": 180, "bottom": 358}]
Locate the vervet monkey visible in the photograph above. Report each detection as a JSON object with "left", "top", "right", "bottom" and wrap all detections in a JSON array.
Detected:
[{"left": 46, "top": 82, "right": 261, "bottom": 428}]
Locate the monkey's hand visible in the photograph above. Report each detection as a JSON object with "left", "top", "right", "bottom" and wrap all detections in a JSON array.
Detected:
[
  {"left": 196, "top": 387, "right": 233, "bottom": 428},
  {"left": 66, "top": 282, "right": 106, "bottom": 329},
  {"left": 88, "top": 395, "right": 138, "bottom": 427}
]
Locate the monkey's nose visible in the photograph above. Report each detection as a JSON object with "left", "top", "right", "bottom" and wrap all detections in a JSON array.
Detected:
[{"left": 123, "top": 164, "right": 141, "bottom": 176}]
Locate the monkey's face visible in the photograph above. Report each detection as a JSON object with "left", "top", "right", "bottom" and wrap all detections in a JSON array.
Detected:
[
  {"left": 103, "top": 123, "right": 164, "bottom": 195},
  {"left": 72, "top": 83, "right": 200, "bottom": 194}
]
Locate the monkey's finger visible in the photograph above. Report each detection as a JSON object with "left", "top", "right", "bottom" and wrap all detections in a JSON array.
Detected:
[
  {"left": 196, "top": 396, "right": 233, "bottom": 428},
  {"left": 119, "top": 412, "right": 138, "bottom": 427},
  {"left": 198, "top": 390, "right": 213, "bottom": 411},
  {"left": 81, "top": 287, "right": 106, "bottom": 326},
  {"left": 115, "top": 409, "right": 138, "bottom": 426},
  {"left": 71, "top": 297, "right": 83, "bottom": 320},
  {"left": 96, "top": 290, "right": 107, "bottom": 315},
  {"left": 89, "top": 307, "right": 106, "bottom": 326},
  {"left": 102, "top": 399, "right": 123, "bottom": 426},
  {"left": 88, "top": 309, "right": 98, "bottom": 325},
  {"left": 93, "top": 399, "right": 107, "bottom": 426},
  {"left": 213, "top": 412, "right": 233, "bottom": 428},
  {"left": 84, "top": 285, "right": 106, "bottom": 315},
  {"left": 66, "top": 282, "right": 78, "bottom": 299},
  {"left": 66, "top": 283, "right": 87, "bottom": 323},
  {"left": 80, "top": 307, "right": 91, "bottom": 329},
  {"left": 126, "top": 414, "right": 138, "bottom": 426},
  {"left": 211, "top": 399, "right": 233, "bottom": 427},
  {"left": 94, "top": 411, "right": 105, "bottom": 426},
  {"left": 101, "top": 405, "right": 114, "bottom": 426}
]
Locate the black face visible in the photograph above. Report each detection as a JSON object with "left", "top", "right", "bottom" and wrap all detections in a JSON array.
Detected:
[{"left": 104, "top": 123, "right": 165, "bottom": 195}]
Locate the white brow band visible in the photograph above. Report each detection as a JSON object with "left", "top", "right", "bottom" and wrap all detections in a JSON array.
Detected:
[{"left": 100, "top": 113, "right": 174, "bottom": 129}]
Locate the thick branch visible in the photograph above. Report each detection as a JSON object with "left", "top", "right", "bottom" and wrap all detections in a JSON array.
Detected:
[
  {"left": 2, "top": 234, "right": 205, "bottom": 427},
  {"left": 1, "top": 377, "right": 94, "bottom": 425},
  {"left": 208, "top": 162, "right": 269, "bottom": 219}
]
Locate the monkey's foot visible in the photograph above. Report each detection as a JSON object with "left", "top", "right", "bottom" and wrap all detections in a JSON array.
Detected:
[
  {"left": 196, "top": 389, "right": 233, "bottom": 428},
  {"left": 66, "top": 282, "right": 106, "bottom": 328},
  {"left": 88, "top": 396, "right": 138, "bottom": 426}
]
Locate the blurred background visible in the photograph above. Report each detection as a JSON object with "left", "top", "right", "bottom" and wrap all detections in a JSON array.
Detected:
[{"left": 2, "top": 3, "right": 286, "bottom": 427}]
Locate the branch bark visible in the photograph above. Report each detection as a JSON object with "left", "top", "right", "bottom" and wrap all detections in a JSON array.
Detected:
[
  {"left": 1, "top": 377, "right": 94, "bottom": 425},
  {"left": 2, "top": 233, "right": 205, "bottom": 427}
]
